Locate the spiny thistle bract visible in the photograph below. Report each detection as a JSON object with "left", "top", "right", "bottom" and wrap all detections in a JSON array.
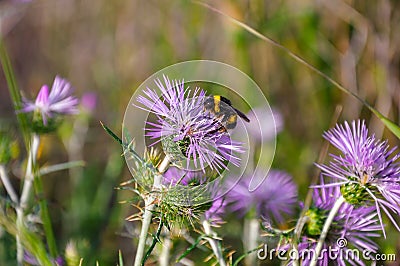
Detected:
[
  {"left": 121, "top": 137, "right": 224, "bottom": 230},
  {"left": 317, "top": 120, "right": 400, "bottom": 237}
]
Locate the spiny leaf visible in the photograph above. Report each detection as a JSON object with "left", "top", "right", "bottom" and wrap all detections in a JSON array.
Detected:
[
  {"left": 101, "top": 122, "right": 156, "bottom": 171},
  {"left": 100, "top": 121, "right": 123, "bottom": 145}
]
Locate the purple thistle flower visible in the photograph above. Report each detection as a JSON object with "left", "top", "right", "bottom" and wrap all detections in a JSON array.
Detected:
[
  {"left": 21, "top": 76, "right": 79, "bottom": 125},
  {"left": 204, "top": 196, "right": 226, "bottom": 224},
  {"left": 289, "top": 179, "right": 381, "bottom": 266},
  {"left": 317, "top": 120, "right": 400, "bottom": 236},
  {"left": 163, "top": 166, "right": 207, "bottom": 186},
  {"left": 136, "top": 75, "right": 243, "bottom": 172},
  {"left": 227, "top": 170, "right": 297, "bottom": 223}
]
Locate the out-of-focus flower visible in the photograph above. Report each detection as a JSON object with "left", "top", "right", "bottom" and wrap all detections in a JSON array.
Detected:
[
  {"left": 227, "top": 170, "right": 297, "bottom": 223},
  {"left": 21, "top": 76, "right": 79, "bottom": 127},
  {"left": 204, "top": 196, "right": 226, "bottom": 224},
  {"left": 136, "top": 75, "right": 243, "bottom": 172},
  {"left": 246, "top": 107, "right": 283, "bottom": 142},
  {"left": 289, "top": 179, "right": 381, "bottom": 266},
  {"left": 24, "top": 251, "right": 64, "bottom": 266},
  {"left": 317, "top": 120, "right": 400, "bottom": 236},
  {"left": 80, "top": 92, "right": 97, "bottom": 113}
]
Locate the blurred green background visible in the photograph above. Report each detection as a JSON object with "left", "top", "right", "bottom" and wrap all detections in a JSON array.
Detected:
[{"left": 1, "top": 0, "right": 399, "bottom": 265}]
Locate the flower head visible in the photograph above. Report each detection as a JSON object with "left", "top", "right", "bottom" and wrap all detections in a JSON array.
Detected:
[
  {"left": 136, "top": 75, "right": 243, "bottom": 172},
  {"left": 21, "top": 76, "right": 79, "bottom": 127},
  {"left": 292, "top": 179, "right": 381, "bottom": 266},
  {"left": 317, "top": 120, "right": 400, "bottom": 236},
  {"left": 227, "top": 170, "right": 297, "bottom": 223}
]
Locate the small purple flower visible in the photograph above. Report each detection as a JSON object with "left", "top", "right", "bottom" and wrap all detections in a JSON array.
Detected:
[
  {"left": 290, "top": 179, "right": 381, "bottom": 266},
  {"left": 81, "top": 92, "right": 97, "bottom": 112},
  {"left": 136, "top": 75, "right": 243, "bottom": 172},
  {"left": 317, "top": 120, "right": 400, "bottom": 236},
  {"left": 246, "top": 107, "right": 283, "bottom": 142},
  {"left": 227, "top": 170, "right": 297, "bottom": 223},
  {"left": 21, "top": 76, "right": 79, "bottom": 125}
]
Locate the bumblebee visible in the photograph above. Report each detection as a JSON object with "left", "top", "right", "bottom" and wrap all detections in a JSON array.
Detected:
[{"left": 204, "top": 95, "right": 250, "bottom": 130}]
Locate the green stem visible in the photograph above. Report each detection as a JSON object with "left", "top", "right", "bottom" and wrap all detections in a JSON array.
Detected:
[
  {"left": 0, "top": 164, "right": 19, "bottom": 204},
  {"left": 17, "top": 134, "right": 40, "bottom": 264},
  {"left": 244, "top": 218, "right": 259, "bottom": 266},
  {"left": 202, "top": 220, "right": 226, "bottom": 266},
  {"left": 142, "top": 220, "right": 163, "bottom": 265},
  {"left": 310, "top": 196, "right": 345, "bottom": 266},
  {"left": 159, "top": 228, "right": 172, "bottom": 266},
  {"left": 20, "top": 134, "right": 58, "bottom": 259},
  {"left": 33, "top": 168, "right": 58, "bottom": 258},
  {"left": 133, "top": 156, "right": 170, "bottom": 266}
]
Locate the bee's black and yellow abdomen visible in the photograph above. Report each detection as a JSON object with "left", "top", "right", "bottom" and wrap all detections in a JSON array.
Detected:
[
  {"left": 225, "top": 114, "right": 237, "bottom": 129},
  {"left": 203, "top": 95, "right": 249, "bottom": 131}
]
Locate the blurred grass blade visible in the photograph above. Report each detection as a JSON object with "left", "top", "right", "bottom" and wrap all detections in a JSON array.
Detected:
[
  {"left": 32, "top": 170, "right": 58, "bottom": 258},
  {"left": 118, "top": 250, "right": 124, "bottom": 266},
  {"left": 0, "top": 214, "right": 52, "bottom": 266},
  {"left": 195, "top": 1, "right": 400, "bottom": 139},
  {"left": 39, "top": 160, "right": 85, "bottom": 176},
  {"left": 232, "top": 247, "right": 260, "bottom": 266},
  {"left": 176, "top": 235, "right": 204, "bottom": 263},
  {"left": 0, "top": 37, "right": 30, "bottom": 149}
]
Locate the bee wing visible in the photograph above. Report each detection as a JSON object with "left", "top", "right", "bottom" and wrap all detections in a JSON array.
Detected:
[{"left": 234, "top": 108, "right": 250, "bottom": 122}]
